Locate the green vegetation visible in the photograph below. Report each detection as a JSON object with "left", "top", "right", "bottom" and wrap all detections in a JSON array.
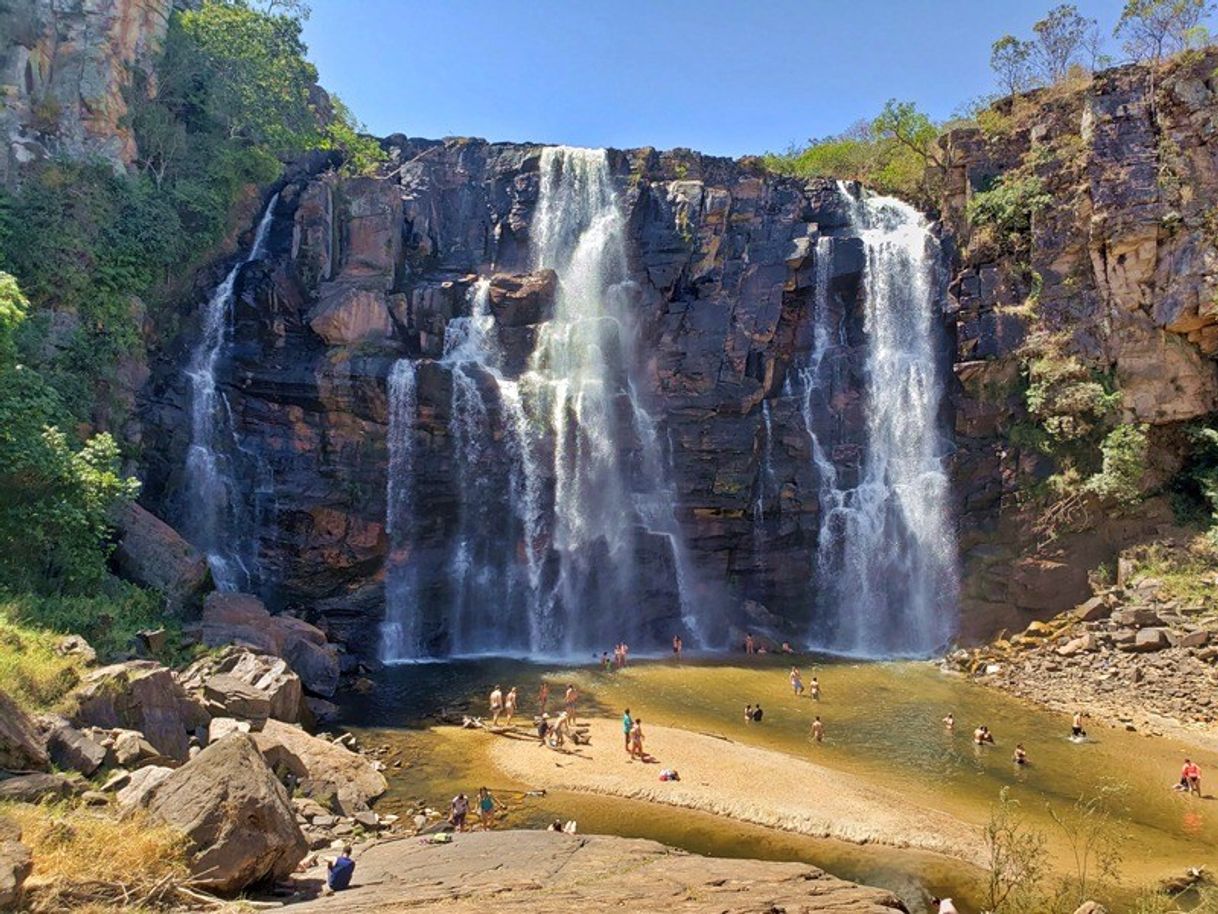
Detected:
[
  {"left": 763, "top": 100, "right": 945, "bottom": 209},
  {"left": 0, "top": 1, "right": 385, "bottom": 661},
  {"left": 1117, "top": 0, "right": 1213, "bottom": 64},
  {"left": 0, "top": 615, "right": 85, "bottom": 709},
  {"left": 966, "top": 174, "right": 1053, "bottom": 255},
  {"left": 1084, "top": 423, "right": 1149, "bottom": 506}
]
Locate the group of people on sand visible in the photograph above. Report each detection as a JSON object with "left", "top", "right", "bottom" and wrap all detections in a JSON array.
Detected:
[{"left": 621, "top": 707, "right": 649, "bottom": 760}]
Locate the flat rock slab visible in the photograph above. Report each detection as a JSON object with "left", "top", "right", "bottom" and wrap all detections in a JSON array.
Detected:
[{"left": 291, "top": 830, "right": 906, "bottom": 912}]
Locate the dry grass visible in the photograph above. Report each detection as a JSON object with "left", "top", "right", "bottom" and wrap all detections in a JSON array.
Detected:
[
  {"left": 0, "top": 801, "right": 210, "bottom": 912},
  {"left": 0, "top": 613, "right": 83, "bottom": 710}
]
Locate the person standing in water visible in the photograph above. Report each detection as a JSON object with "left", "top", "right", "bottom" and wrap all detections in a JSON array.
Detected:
[
  {"left": 489, "top": 685, "right": 503, "bottom": 726},
  {"left": 504, "top": 687, "right": 518, "bottom": 725},
  {"left": 1013, "top": 743, "right": 1028, "bottom": 765},
  {"left": 790, "top": 667, "right": 804, "bottom": 696},
  {"left": 477, "top": 787, "right": 500, "bottom": 829},
  {"left": 564, "top": 684, "right": 579, "bottom": 725},
  {"left": 809, "top": 676, "right": 821, "bottom": 700},
  {"left": 1071, "top": 711, "right": 1087, "bottom": 739},
  {"left": 942, "top": 712, "right": 955, "bottom": 731},
  {"left": 974, "top": 725, "right": 994, "bottom": 746},
  {"left": 745, "top": 633, "right": 756, "bottom": 655},
  {"left": 811, "top": 716, "right": 824, "bottom": 742},
  {"left": 744, "top": 704, "right": 754, "bottom": 724}
]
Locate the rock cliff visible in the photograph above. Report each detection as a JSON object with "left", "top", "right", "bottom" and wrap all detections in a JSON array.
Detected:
[
  {"left": 0, "top": 0, "right": 189, "bottom": 183},
  {"left": 939, "top": 51, "right": 1218, "bottom": 637},
  {"left": 140, "top": 140, "right": 897, "bottom": 653}
]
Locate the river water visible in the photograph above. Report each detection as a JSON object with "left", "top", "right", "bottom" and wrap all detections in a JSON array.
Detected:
[{"left": 338, "top": 656, "right": 1218, "bottom": 913}]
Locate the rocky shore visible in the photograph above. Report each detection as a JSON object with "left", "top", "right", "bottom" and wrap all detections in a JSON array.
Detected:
[{"left": 949, "top": 545, "right": 1218, "bottom": 741}]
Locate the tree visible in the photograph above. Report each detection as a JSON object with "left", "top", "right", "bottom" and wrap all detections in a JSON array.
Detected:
[
  {"left": 992, "top": 34, "right": 1037, "bottom": 96},
  {"left": 871, "top": 99, "right": 944, "bottom": 169},
  {"left": 1116, "top": 0, "right": 1214, "bottom": 63},
  {"left": 983, "top": 788, "right": 1049, "bottom": 913},
  {"left": 1032, "top": 4, "right": 1097, "bottom": 82}
]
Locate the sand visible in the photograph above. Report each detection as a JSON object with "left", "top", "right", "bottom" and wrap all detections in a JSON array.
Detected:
[{"left": 481, "top": 717, "right": 985, "bottom": 867}]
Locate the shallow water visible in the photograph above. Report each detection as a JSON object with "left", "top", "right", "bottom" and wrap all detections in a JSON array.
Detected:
[{"left": 339, "top": 655, "right": 1218, "bottom": 912}]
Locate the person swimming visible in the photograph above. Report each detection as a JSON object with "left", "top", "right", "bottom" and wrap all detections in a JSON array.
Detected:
[{"left": 1013, "top": 743, "right": 1028, "bottom": 765}]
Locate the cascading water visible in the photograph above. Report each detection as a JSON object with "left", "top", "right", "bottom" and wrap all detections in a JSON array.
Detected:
[
  {"left": 381, "top": 359, "right": 419, "bottom": 661},
  {"left": 799, "top": 186, "right": 957, "bottom": 657},
  {"left": 378, "top": 147, "right": 703, "bottom": 659},
  {"left": 184, "top": 194, "right": 279, "bottom": 591}
]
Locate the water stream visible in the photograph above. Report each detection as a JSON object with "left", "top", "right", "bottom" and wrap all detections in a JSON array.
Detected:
[{"left": 183, "top": 194, "right": 280, "bottom": 591}]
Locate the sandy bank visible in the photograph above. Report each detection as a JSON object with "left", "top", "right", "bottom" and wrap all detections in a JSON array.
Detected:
[{"left": 478, "top": 717, "right": 984, "bottom": 867}]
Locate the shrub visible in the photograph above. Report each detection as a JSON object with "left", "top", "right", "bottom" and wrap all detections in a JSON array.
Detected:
[
  {"left": 0, "top": 615, "right": 83, "bottom": 709},
  {"left": 1084, "top": 423, "right": 1149, "bottom": 505},
  {"left": 967, "top": 174, "right": 1053, "bottom": 253}
]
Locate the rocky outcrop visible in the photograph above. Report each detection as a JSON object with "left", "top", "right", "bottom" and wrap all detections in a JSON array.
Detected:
[
  {"left": 0, "top": 818, "right": 31, "bottom": 912},
  {"left": 0, "top": 0, "right": 181, "bottom": 182},
  {"left": 109, "top": 501, "right": 210, "bottom": 612},
  {"left": 290, "top": 829, "right": 907, "bottom": 913},
  {"left": 69, "top": 661, "right": 209, "bottom": 763},
  {"left": 200, "top": 594, "right": 339, "bottom": 697},
  {"left": 144, "top": 733, "right": 307, "bottom": 893},
  {"left": 43, "top": 717, "right": 106, "bottom": 776},
  {"left": 940, "top": 53, "right": 1218, "bottom": 636},
  {"left": 0, "top": 690, "right": 47, "bottom": 772},
  {"left": 252, "top": 719, "right": 387, "bottom": 815},
  {"left": 0, "top": 772, "right": 76, "bottom": 803},
  {"left": 181, "top": 647, "right": 305, "bottom": 724}
]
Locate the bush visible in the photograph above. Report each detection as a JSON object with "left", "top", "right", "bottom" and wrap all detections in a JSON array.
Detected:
[
  {"left": 2, "top": 583, "right": 165, "bottom": 660},
  {"left": 1085, "top": 423, "right": 1149, "bottom": 505},
  {"left": 967, "top": 173, "right": 1053, "bottom": 253}
]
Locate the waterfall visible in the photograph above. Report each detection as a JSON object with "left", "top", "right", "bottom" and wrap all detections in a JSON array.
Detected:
[
  {"left": 184, "top": 193, "right": 279, "bottom": 591},
  {"left": 381, "top": 359, "right": 419, "bottom": 661},
  {"left": 800, "top": 186, "right": 957, "bottom": 657},
  {"left": 528, "top": 145, "right": 699, "bottom": 651}
]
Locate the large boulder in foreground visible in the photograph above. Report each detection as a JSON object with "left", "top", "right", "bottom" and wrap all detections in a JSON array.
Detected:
[
  {"left": 144, "top": 733, "right": 307, "bottom": 893},
  {"left": 0, "top": 691, "right": 47, "bottom": 772},
  {"left": 203, "top": 594, "right": 339, "bottom": 697},
  {"left": 109, "top": 501, "right": 210, "bottom": 612},
  {"left": 253, "top": 719, "right": 387, "bottom": 814},
  {"left": 70, "top": 661, "right": 209, "bottom": 763},
  {"left": 0, "top": 818, "right": 32, "bottom": 911}
]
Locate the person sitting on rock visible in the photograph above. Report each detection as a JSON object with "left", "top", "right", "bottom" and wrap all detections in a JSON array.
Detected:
[{"left": 326, "top": 845, "right": 355, "bottom": 892}]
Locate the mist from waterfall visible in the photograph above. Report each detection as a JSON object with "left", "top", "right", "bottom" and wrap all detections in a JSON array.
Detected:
[
  {"left": 184, "top": 194, "right": 279, "bottom": 592},
  {"left": 799, "top": 186, "right": 957, "bottom": 657}
]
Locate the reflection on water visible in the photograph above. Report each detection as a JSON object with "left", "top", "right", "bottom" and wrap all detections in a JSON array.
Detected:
[{"left": 338, "top": 655, "right": 1218, "bottom": 913}]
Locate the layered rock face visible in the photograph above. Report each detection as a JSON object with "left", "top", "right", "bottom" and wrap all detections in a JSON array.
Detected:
[
  {"left": 940, "top": 52, "right": 1218, "bottom": 634},
  {"left": 0, "top": 0, "right": 187, "bottom": 182},
  {"left": 140, "top": 139, "right": 913, "bottom": 654}
]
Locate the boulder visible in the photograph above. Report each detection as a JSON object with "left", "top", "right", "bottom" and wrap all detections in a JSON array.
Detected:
[
  {"left": 144, "top": 734, "right": 307, "bottom": 893},
  {"left": 115, "top": 764, "right": 174, "bottom": 809},
  {"left": 1073, "top": 904, "right": 1108, "bottom": 914},
  {"left": 181, "top": 648, "right": 304, "bottom": 724},
  {"left": 1127, "top": 627, "right": 1170, "bottom": 652},
  {"left": 0, "top": 772, "right": 77, "bottom": 803},
  {"left": 0, "top": 818, "right": 32, "bottom": 911},
  {"left": 252, "top": 719, "right": 387, "bottom": 815},
  {"left": 70, "top": 661, "right": 209, "bottom": 763},
  {"left": 1171, "top": 629, "right": 1209, "bottom": 649},
  {"left": 0, "top": 690, "right": 47, "bottom": 772},
  {"left": 1074, "top": 596, "right": 1111, "bottom": 622},
  {"left": 208, "top": 718, "right": 252, "bottom": 743},
  {"left": 1010, "top": 558, "right": 1090, "bottom": 612},
  {"left": 109, "top": 502, "right": 209, "bottom": 612},
  {"left": 110, "top": 729, "right": 167, "bottom": 768},
  {"left": 204, "top": 675, "right": 271, "bottom": 729},
  {"left": 1111, "top": 606, "right": 1161, "bottom": 628},
  {"left": 303, "top": 697, "right": 340, "bottom": 727},
  {"left": 44, "top": 718, "right": 106, "bottom": 776},
  {"left": 1057, "top": 633, "right": 1097, "bottom": 657},
  {"left": 202, "top": 595, "right": 340, "bottom": 698}
]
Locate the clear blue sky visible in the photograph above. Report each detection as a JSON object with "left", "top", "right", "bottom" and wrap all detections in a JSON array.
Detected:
[{"left": 302, "top": 0, "right": 1141, "bottom": 157}]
